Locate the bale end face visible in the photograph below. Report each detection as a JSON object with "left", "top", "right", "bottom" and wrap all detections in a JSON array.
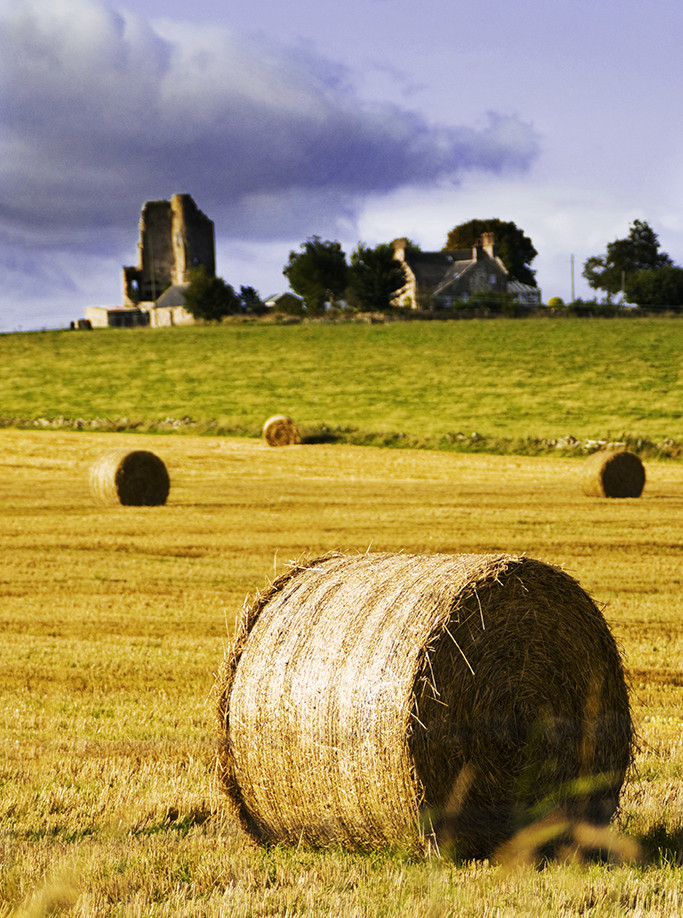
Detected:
[
  {"left": 89, "top": 449, "right": 170, "bottom": 506},
  {"left": 262, "top": 415, "right": 301, "bottom": 447},
  {"left": 582, "top": 449, "right": 645, "bottom": 498}
]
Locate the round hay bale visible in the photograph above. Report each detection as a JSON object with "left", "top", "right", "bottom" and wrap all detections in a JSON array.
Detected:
[
  {"left": 89, "top": 449, "right": 170, "bottom": 506},
  {"left": 215, "top": 552, "right": 633, "bottom": 859},
  {"left": 262, "top": 414, "right": 300, "bottom": 447},
  {"left": 582, "top": 449, "right": 645, "bottom": 498}
]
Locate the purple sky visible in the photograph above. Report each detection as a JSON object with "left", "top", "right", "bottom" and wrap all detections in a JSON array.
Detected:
[{"left": 2, "top": 0, "right": 683, "bottom": 329}]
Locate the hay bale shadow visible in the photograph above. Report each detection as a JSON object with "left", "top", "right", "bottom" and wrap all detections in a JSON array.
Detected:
[{"left": 636, "top": 823, "right": 683, "bottom": 866}]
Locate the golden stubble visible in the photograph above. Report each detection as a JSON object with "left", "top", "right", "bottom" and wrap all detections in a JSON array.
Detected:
[{"left": 1, "top": 429, "right": 682, "bottom": 916}]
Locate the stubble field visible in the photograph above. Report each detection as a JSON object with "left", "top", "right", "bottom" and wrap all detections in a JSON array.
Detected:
[{"left": 1, "top": 427, "right": 682, "bottom": 916}]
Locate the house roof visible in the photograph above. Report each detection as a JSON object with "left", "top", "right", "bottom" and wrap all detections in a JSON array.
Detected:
[
  {"left": 404, "top": 250, "right": 472, "bottom": 289},
  {"left": 432, "top": 259, "right": 481, "bottom": 296},
  {"left": 507, "top": 279, "right": 541, "bottom": 296},
  {"left": 265, "top": 292, "right": 303, "bottom": 306},
  {"left": 155, "top": 284, "right": 190, "bottom": 308},
  {"left": 406, "top": 248, "right": 509, "bottom": 295}
]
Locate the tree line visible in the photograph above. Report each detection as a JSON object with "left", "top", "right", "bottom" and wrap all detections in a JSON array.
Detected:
[
  {"left": 183, "top": 237, "right": 410, "bottom": 320},
  {"left": 582, "top": 219, "right": 683, "bottom": 307},
  {"left": 181, "top": 218, "right": 683, "bottom": 320}
]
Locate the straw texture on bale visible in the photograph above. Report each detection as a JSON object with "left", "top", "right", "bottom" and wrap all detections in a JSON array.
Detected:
[
  {"left": 582, "top": 449, "right": 646, "bottom": 498},
  {"left": 215, "top": 552, "right": 633, "bottom": 859},
  {"left": 262, "top": 414, "right": 301, "bottom": 447},
  {"left": 89, "top": 449, "right": 170, "bottom": 506}
]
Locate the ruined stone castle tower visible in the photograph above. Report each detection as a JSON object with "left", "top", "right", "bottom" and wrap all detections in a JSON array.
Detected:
[{"left": 122, "top": 194, "right": 215, "bottom": 305}]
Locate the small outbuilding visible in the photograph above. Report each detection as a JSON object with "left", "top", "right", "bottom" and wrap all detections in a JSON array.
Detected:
[{"left": 264, "top": 292, "right": 304, "bottom": 314}]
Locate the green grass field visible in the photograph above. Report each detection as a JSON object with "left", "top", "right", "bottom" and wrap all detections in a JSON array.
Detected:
[
  {"left": 1, "top": 318, "right": 682, "bottom": 915},
  {"left": 1, "top": 317, "right": 681, "bottom": 451}
]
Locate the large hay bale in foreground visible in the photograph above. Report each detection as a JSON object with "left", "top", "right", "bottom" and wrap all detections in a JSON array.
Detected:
[
  {"left": 262, "top": 414, "right": 300, "bottom": 447},
  {"left": 216, "top": 552, "right": 632, "bottom": 859},
  {"left": 89, "top": 449, "right": 170, "bottom": 506},
  {"left": 582, "top": 449, "right": 645, "bottom": 498}
]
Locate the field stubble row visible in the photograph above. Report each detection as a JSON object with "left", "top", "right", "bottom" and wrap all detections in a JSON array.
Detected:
[{"left": 1, "top": 430, "right": 682, "bottom": 915}]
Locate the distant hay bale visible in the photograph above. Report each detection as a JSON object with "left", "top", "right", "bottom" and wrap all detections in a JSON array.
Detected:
[
  {"left": 215, "top": 552, "right": 632, "bottom": 859},
  {"left": 582, "top": 449, "right": 646, "bottom": 498},
  {"left": 262, "top": 414, "right": 300, "bottom": 447},
  {"left": 89, "top": 449, "right": 170, "bottom": 506}
]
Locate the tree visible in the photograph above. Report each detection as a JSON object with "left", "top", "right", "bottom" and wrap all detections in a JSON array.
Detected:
[
  {"left": 347, "top": 243, "right": 407, "bottom": 312},
  {"left": 283, "top": 237, "right": 348, "bottom": 314},
  {"left": 238, "top": 286, "right": 266, "bottom": 314},
  {"left": 443, "top": 218, "right": 538, "bottom": 286},
  {"left": 624, "top": 265, "right": 683, "bottom": 309},
  {"left": 183, "top": 266, "right": 241, "bottom": 320},
  {"left": 583, "top": 219, "right": 672, "bottom": 298}
]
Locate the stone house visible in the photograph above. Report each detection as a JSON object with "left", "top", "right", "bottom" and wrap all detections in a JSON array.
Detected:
[
  {"left": 83, "top": 306, "right": 150, "bottom": 328},
  {"left": 392, "top": 234, "right": 540, "bottom": 309}
]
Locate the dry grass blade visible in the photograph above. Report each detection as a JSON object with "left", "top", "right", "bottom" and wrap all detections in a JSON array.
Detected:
[
  {"left": 215, "top": 552, "right": 633, "bottom": 859},
  {"left": 582, "top": 449, "right": 646, "bottom": 498},
  {"left": 262, "top": 414, "right": 301, "bottom": 447},
  {"left": 89, "top": 449, "right": 170, "bottom": 506}
]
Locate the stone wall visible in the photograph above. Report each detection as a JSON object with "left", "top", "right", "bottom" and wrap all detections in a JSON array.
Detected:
[{"left": 123, "top": 194, "right": 215, "bottom": 305}]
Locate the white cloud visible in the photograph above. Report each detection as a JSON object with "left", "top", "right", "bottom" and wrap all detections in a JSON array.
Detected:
[{"left": 0, "top": 0, "right": 538, "bottom": 243}]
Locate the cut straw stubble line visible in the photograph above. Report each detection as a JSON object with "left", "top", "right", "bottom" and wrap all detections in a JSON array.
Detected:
[{"left": 215, "top": 551, "right": 633, "bottom": 860}]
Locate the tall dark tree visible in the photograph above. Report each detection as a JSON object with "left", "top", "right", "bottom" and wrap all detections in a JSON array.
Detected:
[
  {"left": 238, "top": 285, "right": 266, "bottom": 314},
  {"left": 283, "top": 237, "right": 348, "bottom": 314},
  {"left": 444, "top": 218, "right": 538, "bottom": 286},
  {"left": 182, "top": 266, "right": 241, "bottom": 320},
  {"left": 624, "top": 265, "right": 683, "bottom": 308},
  {"left": 583, "top": 219, "right": 672, "bottom": 298},
  {"left": 347, "top": 243, "right": 407, "bottom": 312}
]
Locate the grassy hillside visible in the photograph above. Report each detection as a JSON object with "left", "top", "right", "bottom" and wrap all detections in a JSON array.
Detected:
[
  {"left": 1, "top": 317, "right": 681, "bottom": 452},
  {"left": 2, "top": 317, "right": 682, "bottom": 913},
  {"left": 1, "top": 430, "right": 682, "bottom": 915}
]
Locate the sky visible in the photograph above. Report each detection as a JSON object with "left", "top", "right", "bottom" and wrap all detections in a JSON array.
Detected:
[{"left": 2, "top": 0, "right": 683, "bottom": 331}]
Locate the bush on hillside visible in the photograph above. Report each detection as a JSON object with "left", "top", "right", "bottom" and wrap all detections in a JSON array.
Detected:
[{"left": 183, "top": 266, "right": 241, "bottom": 320}]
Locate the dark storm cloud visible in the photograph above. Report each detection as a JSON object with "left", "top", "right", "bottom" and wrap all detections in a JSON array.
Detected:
[{"left": 0, "top": 0, "right": 539, "bottom": 246}]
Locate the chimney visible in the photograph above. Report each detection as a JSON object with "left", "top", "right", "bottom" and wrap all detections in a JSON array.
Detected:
[
  {"left": 392, "top": 237, "right": 407, "bottom": 262},
  {"left": 473, "top": 232, "right": 495, "bottom": 261},
  {"left": 481, "top": 232, "right": 496, "bottom": 258}
]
